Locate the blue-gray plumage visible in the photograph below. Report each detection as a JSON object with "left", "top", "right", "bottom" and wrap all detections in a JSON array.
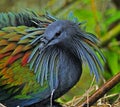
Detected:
[
  {"left": 26, "top": 20, "right": 104, "bottom": 106},
  {"left": 0, "top": 11, "right": 104, "bottom": 107}
]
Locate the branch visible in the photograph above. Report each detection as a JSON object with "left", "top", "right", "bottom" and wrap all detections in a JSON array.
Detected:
[{"left": 79, "top": 72, "right": 120, "bottom": 107}]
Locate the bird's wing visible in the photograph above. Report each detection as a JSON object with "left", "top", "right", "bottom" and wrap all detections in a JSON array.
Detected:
[{"left": 0, "top": 11, "right": 57, "bottom": 101}]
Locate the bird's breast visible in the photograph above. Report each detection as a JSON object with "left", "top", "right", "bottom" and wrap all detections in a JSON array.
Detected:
[{"left": 54, "top": 50, "right": 82, "bottom": 98}]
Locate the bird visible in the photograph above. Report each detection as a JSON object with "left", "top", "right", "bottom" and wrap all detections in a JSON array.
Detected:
[{"left": 0, "top": 11, "right": 104, "bottom": 107}]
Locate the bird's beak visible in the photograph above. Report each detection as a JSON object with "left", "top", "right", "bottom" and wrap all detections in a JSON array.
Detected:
[
  {"left": 39, "top": 35, "right": 58, "bottom": 51},
  {"left": 39, "top": 37, "right": 49, "bottom": 50}
]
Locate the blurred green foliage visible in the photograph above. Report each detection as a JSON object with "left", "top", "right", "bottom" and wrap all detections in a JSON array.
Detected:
[{"left": 0, "top": 0, "right": 120, "bottom": 104}]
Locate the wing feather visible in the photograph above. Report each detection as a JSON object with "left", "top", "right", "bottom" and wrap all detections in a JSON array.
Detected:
[{"left": 0, "top": 11, "right": 57, "bottom": 102}]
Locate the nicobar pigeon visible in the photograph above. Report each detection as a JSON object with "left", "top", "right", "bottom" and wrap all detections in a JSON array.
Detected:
[{"left": 0, "top": 11, "right": 104, "bottom": 107}]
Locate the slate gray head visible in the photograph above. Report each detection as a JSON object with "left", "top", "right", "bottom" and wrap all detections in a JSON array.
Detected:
[
  {"left": 38, "top": 20, "right": 105, "bottom": 80},
  {"left": 39, "top": 20, "right": 79, "bottom": 49}
]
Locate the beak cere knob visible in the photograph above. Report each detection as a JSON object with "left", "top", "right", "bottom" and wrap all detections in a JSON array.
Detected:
[
  {"left": 39, "top": 42, "right": 46, "bottom": 50},
  {"left": 38, "top": 36, "right": 48, "bottom": 50}
]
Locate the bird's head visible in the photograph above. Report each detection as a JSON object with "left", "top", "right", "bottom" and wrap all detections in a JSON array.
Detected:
[{"left": 39, "top": 20, "right": 79, "bottom": 50}]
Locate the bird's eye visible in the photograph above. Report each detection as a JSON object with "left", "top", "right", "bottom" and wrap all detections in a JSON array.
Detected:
[{"left": 55, "top": 31, "right": 61, "bottom": 37}]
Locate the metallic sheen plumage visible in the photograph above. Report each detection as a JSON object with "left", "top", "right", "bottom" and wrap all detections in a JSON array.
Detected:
[{"left": 0, "top": 11, "right": 104, "bottom": 107}]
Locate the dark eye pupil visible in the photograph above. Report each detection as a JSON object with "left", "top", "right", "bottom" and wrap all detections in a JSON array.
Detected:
[{"left": 55, "top": 31, "right": 61, "bottom": 37}]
